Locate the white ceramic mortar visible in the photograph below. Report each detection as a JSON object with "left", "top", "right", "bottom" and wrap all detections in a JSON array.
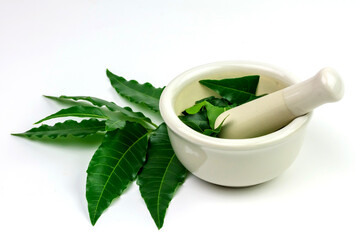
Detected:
[{"left": 159, "top": 61, "right": 312, "bottom": 187}]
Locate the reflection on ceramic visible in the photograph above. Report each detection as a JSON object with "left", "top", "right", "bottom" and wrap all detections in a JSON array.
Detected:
[{"left": 159, "top": 61, "right": 312, "bottom": 187}]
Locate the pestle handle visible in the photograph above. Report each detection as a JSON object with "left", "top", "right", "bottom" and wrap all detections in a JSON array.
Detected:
[
  {"left": 283, "top": 67, "right": 344, "bottom": 116},
  {"left": 215, "top": 68, "right": 344, "bottom": 139}
]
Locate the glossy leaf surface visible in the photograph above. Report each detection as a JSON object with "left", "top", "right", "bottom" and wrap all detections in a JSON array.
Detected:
[
  {"left": 107, "top": 69, "right": 164, "bottom": 112},
  {"left": 35, "top": 106, "right": 108, "bottom": 124},
  {"left": 199, "top": 75, "right": 259, "bottom": 105},
  {"left": 178, "top": 111, "right": 210, "bottom": 133},
  {"left": 137, "top": 123, "right": 188, "bottom": 229},
  {"left": 86, "top": 122, "right": 149, "bottom": 225},
  {"left": 45, "top": 95, "right": 122, "bottom": 111},
  {"left": 12, "top": 119, "right": 105, "bottom": 139},
  {"left": 45, "top": 95, "right": 155, "bottom": 128}
]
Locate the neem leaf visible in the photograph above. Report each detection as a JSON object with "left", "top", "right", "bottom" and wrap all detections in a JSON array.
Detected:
[
  {"left": 137, "top": 123, "right": 188, "bottom": 229},
  {"left": 105, "top": 111, "right": 155, "bottom": 131},
  {"left": 178, "top": 111, "right": 210, "bottom": 133},
  {"left": 12, "top": 119, "right": 106, "bottom": 139},
  {"left": 195, "top": 96, "right": 232, "bottom": 107},
  {"left": 45, "top": 95, "right": 156, "bottom": 128},
  {"left": 199, "top": 75, "right": 259, "bottom": 105},
  {"left": 86, "top": 122, "right": 149, "bottom": 225},
  {"left": 184, "top": 101, "right": 231, "bottom": 130},
  {"left": 35, "top": 106, "right": 109, "bottom": 124},
  {"left": 107, "top": 69, "right": 164, "bottom": 112},
  {"left": 204, "top": 102, "right": 231, "bottom": 129},
  {"left": 45, "top": 95, "right": 122, "bottom": 111},
  {"left": 184, "top": 101, "right": 207, "bottom": 114}
]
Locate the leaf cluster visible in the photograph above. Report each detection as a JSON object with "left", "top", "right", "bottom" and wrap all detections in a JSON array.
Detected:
[
  {"left": 12, "top": 70, "right": 187, "bottom": 229},
  {"left": 179, "top": 75, "right": 263, "bottom": 137}
]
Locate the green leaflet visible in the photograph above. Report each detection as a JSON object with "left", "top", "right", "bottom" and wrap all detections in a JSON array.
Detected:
[
  {"left": 199, "top": 75, "right": 259, "bottom": 105},
  {"left": 104, "top": 111, "right": 154, "bottom": 131},
  {"left": 45, "top": 95, "right": 156, "bottom": 129},
  {"left": 106, "top": 69, "right": 164, "bottom": 112},
  {"left": 195, "top": 96, "right": 232, "bottom": 107},
  {"left": 86, "top": 122, "right": 149, "bottom": 225},
  {"left": 184, "top": 101, "right": 231, "bottom": 130},
  {"left": 12, "top": 119, "right": 106, "bottom": 139},
  {"left": 45, "top": 95, "right": 122, "bottom": 111},
  {"left": 178, "top": 111, "right": 211, "bottom": 133},
  {"left": 35, "top": 106, "right": 109, "bottom": 124},
  {"left": 137, "top": 123, "right": 188, "bottom": 229}
]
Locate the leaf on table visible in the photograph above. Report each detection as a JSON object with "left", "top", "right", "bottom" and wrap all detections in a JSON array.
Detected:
[
  {"left": 45, "top": 95, "right": 156, "bottom": 128},
  {"left": 137, "top": 123, "right": 188, "bottom": 229},
  {"left": 35, "top": 106, "right": 109, "bottom": 124},
  {"left": 12, "top": 119, "right": 106, "bottom": 139},
  {"left": 106, "top": 69, "right": 164, "bottom": 112},
  {"left": 45, "top": 95, "right": 122, "bottom": 111},
  {"left": 86, "top": 122, "right": 149, "bottom": 225},
  {"left": 105, "top": 110, "right": 155, "bottom": 131},
  {"left": 199, "top": 75, "right": 259, "bottom": 105}
]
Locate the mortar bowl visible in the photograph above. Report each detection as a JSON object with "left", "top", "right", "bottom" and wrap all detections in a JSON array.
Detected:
[{"left": 159, "top": 61, "right": 311, "bottom": 187}]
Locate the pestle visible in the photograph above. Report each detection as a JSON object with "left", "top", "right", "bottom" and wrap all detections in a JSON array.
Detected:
[{"left": 214, "top": 68, "right": 344, "bottom": 139}]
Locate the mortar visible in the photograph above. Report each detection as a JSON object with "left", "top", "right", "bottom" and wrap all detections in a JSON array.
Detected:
[{"left": 159, "top": 61, "right": 312, "bottom": 187}]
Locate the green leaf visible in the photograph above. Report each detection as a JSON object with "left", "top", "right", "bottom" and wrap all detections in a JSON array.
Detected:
[
  {"left": 45, "top": 95, "right": 122, "bottom": 111},
  {"left": 204, "top": 102, "right": 231, "bottom": 129},
  {"left": 106, "top": 69, "right": 164, "bottom": 112},
  {"left": 137, "top": 123, "right": 188, "bottom": 229},
  {"left": 184, "top": 101, "right": 230, "bottom": 130},
  {"left": 203, "top": 115, "right": 228, "bottom": 137},
  {"left": 45, "top": 95, "right": 156, "bottom": 129},
  {"left": 104, "top": 110, "right": 155, "bottom": 131},
  {"left": 199, "top": 75, "right": 259, "bottom": 105},
  {"left": 12, "top": 119, "right": 106, "bottom": 139},
  {"left": 178, "top": 111, "right": 210, "bottom": 133},
  {"left": 35, "top": 106, "right": 109, "bottom": 124},
  {"left": 86, "top": 122, "right": 149, "bottom": 225},
  {"left": 195, "top": 96, "right": 232, "bottom": 107},
  {"left": 184, "top": 101, "right": 207, "bottom": 114}
]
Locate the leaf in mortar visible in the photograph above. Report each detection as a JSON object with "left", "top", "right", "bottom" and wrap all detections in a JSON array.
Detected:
[
  {"left": 195, "top": 96, "right": 232, "bottom": 107},
  {"left": 204, "top": 102, "right": 231, "bottom": 129},
  {"left": 35, "top": 106, "right": 109, "bottom": 124},
  {"left": 184, "top": 101, "right": 230, "bottom": 130},
  {"left": 106, "top": 69, "right": 164, "bottom": 112},
  {"left": 12, "top": 119, "right": 106, "bottom": 139},
  {"left": 137, "top": 123, "right": 188, "bottom": 229},
  {"left": 86, "top": 122, "right": 149, "bottom": 225},
  {"left": 184, "top": 101, "right": 207, "bottom": 115},
  {"left": 199, "top": 75, "right": 259, "bottom": 105},
  {"left": 178, "top": 110, "right": 210, "bottom": 133}
]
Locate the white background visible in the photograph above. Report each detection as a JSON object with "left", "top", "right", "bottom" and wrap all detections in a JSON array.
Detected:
[{"left": 1, "top": 0, "right": 359, "bottom": 239}]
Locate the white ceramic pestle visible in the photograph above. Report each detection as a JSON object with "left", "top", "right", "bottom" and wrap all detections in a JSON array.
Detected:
[{"left": 214, "top": 68, "right": 344, "bottom": 139}]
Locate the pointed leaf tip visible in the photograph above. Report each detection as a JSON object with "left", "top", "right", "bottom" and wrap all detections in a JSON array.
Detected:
[
  {"left": 137, "top": 123, "right": 188, "bottom": 229},
  {"left": 86, "top": 122, "right": 149, "bottom": 225},
  {"left": 106, "top": 69, "right": 164, "bottom": 112}
]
